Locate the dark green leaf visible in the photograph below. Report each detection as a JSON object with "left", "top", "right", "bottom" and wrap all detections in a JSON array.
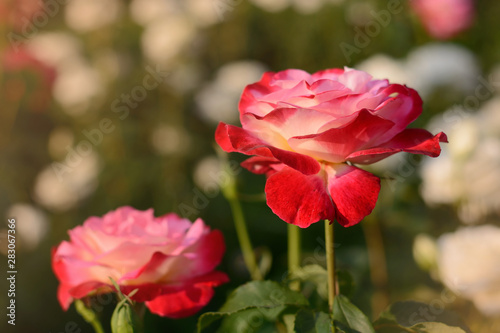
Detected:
[
  {"left": 294, "top": 309, "right": 331, "bottom": 333},
  {"left": 332, "top": 295, "right": 375, "bottom": 333},
  {"left": 290, "top": 265, "right": 328, "bottom": 300},
  {"left": 217, "top": 308, "right": 282, "bottom": 333},
  {"left": 197, "top": 280, "right": 309, "bottom": 333}
]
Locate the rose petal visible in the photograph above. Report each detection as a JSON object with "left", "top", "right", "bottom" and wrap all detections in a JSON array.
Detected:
[
  {"left": 346, "top": 130, "right": 448, "bottom": 164},
  {"left": 216, "top": 122, "right": 321, "bottom": 175},
  {"left": 145, "top": 271, "right": 229, "bottom": 318},
  {"left": 240, "top": 156, "right": 283, "bottom": 175},
  {"left": 288, "top": 109, "right": 395, "bottom": 163},
  {"left": 57, "top": 283, "right": 73, "bottom": 311},
  {"left": 371, "top": 84, "right": 423, "bottom": 143},
  {"left": 265, "top": 167, "right": 335, "bottom": 228},
  {"left": 326, "top": 164, "right": 381, "bottom": 227},
  {"left": 241, "top": 108, "right": 341, "bottom": 140}
]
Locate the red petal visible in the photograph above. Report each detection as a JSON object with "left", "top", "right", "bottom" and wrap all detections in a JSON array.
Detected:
[
  {"left": 215, "top": 122, "right": 320, "bottom": 175},
  {"left": 371, "top": 84, "right": 423, "bottom": 144},
  {"left": 326, "top": 164, "right": 381, "bottom": 227},
  {"left": 288, "top": 109, "right": 395, "bottom": 163},
  {"left": 346, "top": 130, "right": 448, "bottom": 164},
  {"left": 145, "top": 271, "right": 229, "bottom": 318},
  {"left": 240, "top": 156, "right": 283, "bottom": 175},
  {"left": 57, "top": 284, "right": 73, "bottom": 311},
  {"left": 265, "top": 167, "right": 334, "bottom": 228}
]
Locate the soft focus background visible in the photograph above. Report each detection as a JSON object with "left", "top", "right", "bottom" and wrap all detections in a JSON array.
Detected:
[{"left": 1, "top": 0, "right": 500, "bottom": 332}]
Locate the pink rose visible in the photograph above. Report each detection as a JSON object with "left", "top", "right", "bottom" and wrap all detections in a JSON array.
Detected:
[
  {"left": 2, "top": 47, "right": 56, "bottom": 112},
  {"left": 52, "top": 207, "right": 228, "bottom": 318},
  {"left": 411, "top": 0, "right": 474, "bottom": 39},
  {"left": 216, "top": 68, "right": 447, "bottom": 228},
  {"left": 0, "top": 0, "right": 44, "bottom": 31}
]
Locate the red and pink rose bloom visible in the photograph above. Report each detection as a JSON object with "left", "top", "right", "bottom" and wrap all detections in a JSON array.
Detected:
[
  {"left": 52, "top": 207, "right": 228, "bottom": 318},
  {"left": 216, "top": 67, "right": 447, "bottom": 228}
]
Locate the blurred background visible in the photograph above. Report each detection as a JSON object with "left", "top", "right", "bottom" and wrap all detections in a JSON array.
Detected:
[{"left": 1, "top": 0, "right": 500, "bottom": 332}]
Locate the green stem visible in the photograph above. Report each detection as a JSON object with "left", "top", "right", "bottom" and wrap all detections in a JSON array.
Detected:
[
  {"left": 228, "top": 196, "right": 263, "bottom": 280},
  {"left": 75, "top": 300, "right": 105, "bottom": 333},
  {"left": 287, "top": 224, "right": 301, "bottom": 291},
  {"left": 325, "top": 220, "right": 336, "bottom": 315},
  {"left": 224, "top": 176, "right": 263, "bottom": 281}
]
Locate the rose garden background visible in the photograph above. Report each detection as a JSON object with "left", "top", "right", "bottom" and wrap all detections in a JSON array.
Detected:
[{"left": 1, "top": 0, "right": 500, "bottom": 332}]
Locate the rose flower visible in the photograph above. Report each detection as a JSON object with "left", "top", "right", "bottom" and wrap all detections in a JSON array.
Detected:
[
  {"left": 410, "top": 0, "right": 474, "bottom": 40},
  {"left": 52, "top": 207, "right": 228, "bottom": 318},
  {"left": 216, "top": 68, "right": 447, "bottom": 228}
]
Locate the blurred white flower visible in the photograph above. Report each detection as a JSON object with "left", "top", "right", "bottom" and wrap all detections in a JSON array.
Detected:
[
  {"left": 292, "top": 0, "right": 325, "bottom": 14},
  {"left": 438, "top": 225, "right": 500, "bottom": 316},
  {"left": 33, "top": 153, "right": 100, "bottom": 211},
  {"left": 27, "top": 32, "right": 83, "bottom": 68},
  {"left": 27, "top": 31, "right": 105, "bottom": 116},
  {"left": 129, "top": 0, "right": 180, "bottom": 26},
  {"left": 52, "top": 58, "right": 104, "bottom": 116},
  {"left": 193, "top": 156, "right": 223, "bottom": 193},
  {"left": 185, "top": 0, "right": 220, "bottom": 27},
  {"left": 421, "top": 98, "right": 500, "bottom": 223},
  {"left": 420, "top": 150, "right": 464, "bottom": 205},
  {"left": 150, "top": 124, "right": 190, "bottom": 155},
  {"left": 460, "top": 139, "right": 500, "bottom": 221},
  {"left": 356, "top": 54, "right": 409, "bottom": 86},
  {"left": 195, "top": 60, "right": 267, "bottom": 124},
  {"left": 406, "top": 43, "right": 479, "bottom": 98},
  {"left": 65, "top": 0, "right": 123, "bottom": 33},
  {"left": 413, "top": 233, "right": 438, "bottom": 273},
  {"left": 141, "top": 16, "right": 197, "bottom": 65},
  {"left": 478, "top": 96, "right": 500, "bottom": 137},
  {"left": 6, "top": 204, "right": 48, "bottom": 251}
]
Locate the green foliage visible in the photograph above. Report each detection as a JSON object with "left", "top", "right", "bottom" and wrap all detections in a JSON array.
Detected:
[
  {"left": 197, "top": 280, "right": 309, "bottom": 332},
  {"left": 294, "top": 309, "right": 332, "bottom": 333},
  {"left": 332, "top": 295, "right": 375, "bottom": 333}
]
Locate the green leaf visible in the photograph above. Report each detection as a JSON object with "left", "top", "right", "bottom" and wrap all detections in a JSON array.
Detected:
[
  {"left": 373, "top": 321, "right": 467, "bottom": 333},
  {"left": 111, "top": 299, "right": 140, "bottom": 333},
  {"left": 217, "top": 308, "right": 282, "bottom": 333},
  {"left": 294, "top": 309, "right": 331, "bottom": 333},
  {"left": 197, "top": 280, "right": 309, "bottom": 333},
  {"left": 290, "top": 265, "right": 328, "bottom": 300},
  {"left": 332, "top": 295, "right": 375, "bottom": 333},
  {"left": 373, "top": 301, "right": 471, "bottom": 333},
  {"left": 411, "top": 322, "right": 467, "bottom": 333}
]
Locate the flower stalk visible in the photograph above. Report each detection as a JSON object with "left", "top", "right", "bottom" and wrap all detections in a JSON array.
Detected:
[
  {"left": 75, "top": 299, "right": 105, "bottom": 333},
  {"left": 325, "top": 219, "right": 336, "bottom": 313},
  {"left": 222, "top": 162, "right": 263, "bottom": 281},
  {"left": 287, "top": 224, "right": 301, "bottom": 291}
]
